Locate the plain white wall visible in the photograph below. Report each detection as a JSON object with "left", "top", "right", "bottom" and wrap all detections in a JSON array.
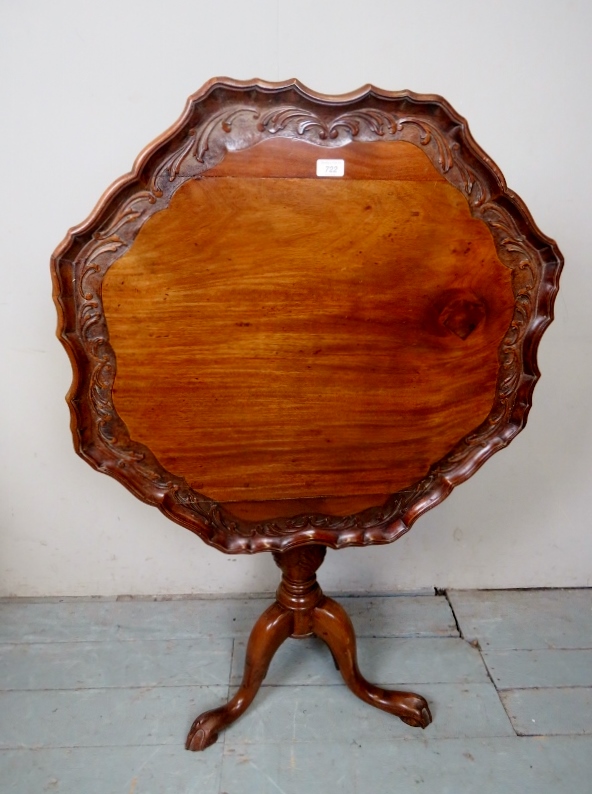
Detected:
[{"left": 1, "top": 0, "right": 591, "bottom": 597}]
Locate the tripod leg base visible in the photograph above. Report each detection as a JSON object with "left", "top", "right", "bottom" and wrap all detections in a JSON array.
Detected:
[{"left": 185, "top": 545, "right": 432, "bottom": 750}]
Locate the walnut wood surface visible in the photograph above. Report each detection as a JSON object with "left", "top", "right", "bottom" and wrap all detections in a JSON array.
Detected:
[
  {"left": 185, "top": 545, "right": 431, "bottom": 750},
  {"left": 102, "top": 139, "right": 514, "bottom": 509},
  {"left": 51, "top": 78, "right": 563, "bottom": 552}
]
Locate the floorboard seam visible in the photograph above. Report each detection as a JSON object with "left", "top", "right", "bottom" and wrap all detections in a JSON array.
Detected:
[
  {"left": 442, "top": 590, "right": 462, "bottom": 639},
  {"left": 0, "top": 742, "right": 179, "bottom": 753},
  {"left": 219, "top": 637, "right": 235, "bottom": 757},
  {"left": 444, "top": 589, "right": 519, "bottom": 737},
  {"left": 0, "top": 685, "right": 233, "bottom": 693},
  {"left": 499, "top": 685, "right": 592, "bottom": 691}
]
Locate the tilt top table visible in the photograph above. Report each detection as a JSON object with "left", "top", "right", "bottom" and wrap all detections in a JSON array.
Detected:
[{"left": 51, "top": 78, "right": 562, "bottom": 750}]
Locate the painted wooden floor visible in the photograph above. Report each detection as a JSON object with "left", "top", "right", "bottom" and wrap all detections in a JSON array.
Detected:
[{"left": 1, "top": 589, "right": 591, "bottom": 792}]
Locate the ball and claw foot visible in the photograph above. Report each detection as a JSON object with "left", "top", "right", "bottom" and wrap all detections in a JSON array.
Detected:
[
  {"left": 185, "top": 708, "right": 226, "bottom": 751},
  {"left": 398, "top": 696, "right": 433, "bottom": 729}
]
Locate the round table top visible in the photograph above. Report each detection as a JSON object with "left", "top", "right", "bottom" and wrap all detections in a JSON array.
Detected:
[{"left": 52, "top": 78, "right": 562, "bottom": 553}]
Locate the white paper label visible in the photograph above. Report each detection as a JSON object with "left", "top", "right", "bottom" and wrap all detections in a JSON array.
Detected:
[{"left": 316, "top": 159, "right": 345, "bottom": 177}]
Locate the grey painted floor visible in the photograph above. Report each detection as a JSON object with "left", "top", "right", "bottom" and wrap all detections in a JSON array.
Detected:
[{"left": 1, "top": 589, "right": 591, "bottom": 792}]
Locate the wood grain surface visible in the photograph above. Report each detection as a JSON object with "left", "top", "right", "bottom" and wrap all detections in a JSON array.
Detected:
[{"left": 102, "top": 139, "right": 514, "bottom": 511}]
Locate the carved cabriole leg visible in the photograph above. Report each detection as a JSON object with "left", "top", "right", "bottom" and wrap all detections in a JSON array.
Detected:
[
  {"left": 312, "top": 596, "right": 432, "bottom": 728},
  {"left": 185, "top": 543, "right": 431, "bottom": 751},
  {"left": 185, "top": 601, "right": 293, "bottom": 751}
]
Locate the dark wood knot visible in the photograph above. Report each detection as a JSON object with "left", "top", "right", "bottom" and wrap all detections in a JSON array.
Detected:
[{"left": 438, "top": 293, "right": 486, "bottom": 339}]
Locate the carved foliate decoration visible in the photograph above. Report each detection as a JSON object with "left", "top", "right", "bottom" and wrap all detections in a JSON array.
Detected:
[{"left": 52, "top": 78, "right": 563, "bottom": 553}]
